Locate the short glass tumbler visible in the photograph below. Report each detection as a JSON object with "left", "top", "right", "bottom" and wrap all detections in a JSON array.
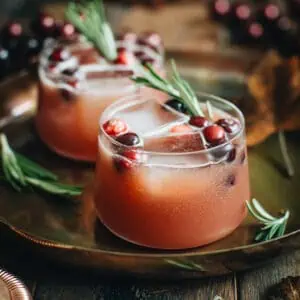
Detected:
[{"left": 94, "top": 93, "right": 250, "bottom": 250}]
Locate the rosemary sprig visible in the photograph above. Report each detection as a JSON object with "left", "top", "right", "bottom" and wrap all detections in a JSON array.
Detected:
[
  {"left": 278, "top": 130, "right": 295, "bottom": 178},
  {"left": 0, "top": 134, "right": 82, "bottom": 198},
  {"left": 132, "top": 61, "right": 204, "bottom": 117},
  {"left": 66, "top": 0, "right": 117, "bottom": 61},
  {"left": 246, "top": 199, "right": 290, "bottom": 242}
]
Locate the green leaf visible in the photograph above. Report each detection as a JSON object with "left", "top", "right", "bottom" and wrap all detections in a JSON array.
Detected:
[
  {"left": 15, "top": 153, "right": 58, "bottom": 181},
  {"left": 66, "top": 0, "right": 117, "bottom": 61},
  {"left": 247, "top": 198, "right": 290, "bottom": 242},
  {"left": 25, "top": 177, "right": 83, "bottom": 197}
]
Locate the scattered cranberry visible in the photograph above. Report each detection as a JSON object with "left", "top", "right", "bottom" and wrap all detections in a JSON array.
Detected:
[
  {"left": 189, "top": 116, "right": 209, "bottom": 128},
  {"left": 61, "top": 22, "right": 76, "bottom": 38},
  {"left": 170, "top": 124, "right": 192, "bottom": 133},
  {"left": 164, "top": 99, "right": 187, "bottom": 114},
  {"left": 210, "top": 0, "right": 232, "bottom": 22},
  {"left": 6, "top": 22, "right": 23, "bottom": 38},
  {"left": 34, "top": 13, "right": 56, "bottom": 36},
  {"left": 114, "top": 49, "right": 128, "bottom": 65},
  {"left": 116, "top": 132, "right": 141, "bottom": 147},
  {"left": 203, "top": 125, "right": 226, "bottom": 145},
  {"left": 103, "top": 119, "right": 129, "bottom": 137},
  {"left": 50, "top": 47, "right": 71, "bottom": 62},
  {"left": 216, "top": 118, "right": 241, "bottom": 135}
]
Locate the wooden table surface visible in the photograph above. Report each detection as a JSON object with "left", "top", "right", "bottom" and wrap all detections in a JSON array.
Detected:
[
  {"left": 0, "top": 1, "right": 299, "bottom": 299},
  {"left": 0, "top": 236, "right": 299, "bottom": 300}
]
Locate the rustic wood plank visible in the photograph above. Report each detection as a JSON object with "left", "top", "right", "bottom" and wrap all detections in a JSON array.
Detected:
[
  {"left": 238, "top": 251, "right": 300, "bottom": 300},
  {"left": 34, "top": 274, "right": 236, "bottom": 300}
]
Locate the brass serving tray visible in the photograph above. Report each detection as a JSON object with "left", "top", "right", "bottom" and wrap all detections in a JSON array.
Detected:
[{"left": 0, "top": 72, "right": 299, "bottom": 279}]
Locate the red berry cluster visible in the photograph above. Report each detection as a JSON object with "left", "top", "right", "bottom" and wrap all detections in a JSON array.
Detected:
[
  {"left": 102, "top": 119, "right": 145, "bottom": 172},
  {"left": 209, "top": 0, "right": 300, "bottom": 57},
  {"left": 165, "top": 99, "right": 241, "bottom": 162},
  {"left": 0, "top": 12, "right": 78, "bottom": 80}
]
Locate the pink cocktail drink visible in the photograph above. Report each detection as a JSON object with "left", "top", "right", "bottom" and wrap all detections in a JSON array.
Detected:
[
  {"left": 36, "top": 32, "right": 164, "bottom": 161},
  {"left": 94, "top": 94, "right": 250, "bottom": 250}
]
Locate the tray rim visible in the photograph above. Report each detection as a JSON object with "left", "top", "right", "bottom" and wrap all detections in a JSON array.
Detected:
[
  {"left": 0, "top": 268, "right": 32, "bottom": 300},
  {"left": 1, "top": 217, "right": 299, "bottom": 258}
]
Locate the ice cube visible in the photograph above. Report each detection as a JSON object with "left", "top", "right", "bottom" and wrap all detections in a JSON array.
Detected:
[{"left": 114, "top": 98, "right": 189, "bottom": 136}]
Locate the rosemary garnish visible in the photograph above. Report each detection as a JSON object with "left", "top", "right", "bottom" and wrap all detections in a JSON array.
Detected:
[
  {"left": 278, "top": 130, "right": 295, "bottom": 178},
  {"left": 0, "top": 134, "right": 82, "bottom": 198},
  {"left": 206, "top": 100, "right": 214, "bottom": 120},
  {"left": 66, "top": 0, "right": 117, "bottom": 61},
  {"left": 246, "top": 199, "right": 290, "bottom": 242},
  {"left": 132, "top": 61, "right": 204, "bottom": 117}
]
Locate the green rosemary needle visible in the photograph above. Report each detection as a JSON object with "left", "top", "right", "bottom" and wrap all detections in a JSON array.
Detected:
[
  {"left": 246, "top": 199, "right": 290, "bottom": 242},
  {"left": 66, "top": 0, "right": 117, "bottom": 61},
  {"left": 132, "top": 60, "right": 205, "bottom": 117},
  {"left": 0, "top": 134, "right": 82, "bottom": 198}
]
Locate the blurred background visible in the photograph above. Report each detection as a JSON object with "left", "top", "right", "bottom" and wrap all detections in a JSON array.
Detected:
[{"left": 1, "top": 0, "right": 300, "bottom": 146}]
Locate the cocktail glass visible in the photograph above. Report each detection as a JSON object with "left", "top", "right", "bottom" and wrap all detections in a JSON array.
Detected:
[{"left": 94, "top": 93, "right": 250, "bottom": 249}]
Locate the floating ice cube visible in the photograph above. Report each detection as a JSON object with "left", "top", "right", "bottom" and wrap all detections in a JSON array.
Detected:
[{"left": 114, "top": 98, "right": 189, "bottom": 136}]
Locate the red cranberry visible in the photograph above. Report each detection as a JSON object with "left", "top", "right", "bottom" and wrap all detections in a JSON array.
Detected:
[
  {"left": 114, "top": 149, "right": 146, "bottom": 172},
  {"left": 114, "top": 50, "right": 128, "bottom": 65},
  {"left": 170, "top": 124, "right": 192, "bottom": 133},
  {"left": 61, "top": 23, "right": 76, "bottom": 38},
  {"left": 6, "top": 22, "right": 23, "bottom": 38},
  {"left": 210, "top": 0, "right": 232, "bottom": 22},
  {"left": 113, "top": 156, "right": 132, "bottom": 172},
  {"left": 103, "top": 119, "right": 129, "bottom": 137},
  {"left": 247, "top": 22, "right": 265, "bottom": 40},
  {"left": 50, "top": 47, "right": 71, "bottom": 62},
  {"left": 203, "top": 125, "right": 226, "bottom": 145},
  {"left": 216, "top": 118, "right": 240, "bottom": 135},
  {"left": 189, "top": 116, "right": 209, "bottom": 128},
  {"left": 116, "top": 132, "right": 141, "bottom": 147},
  {"left": 36, "top": 13, "right": 56, "bottom": 36}
]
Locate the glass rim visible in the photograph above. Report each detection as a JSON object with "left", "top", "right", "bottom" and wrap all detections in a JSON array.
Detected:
[
  {"left": 39, "top": 64, "right": 138, "bottom": 96},
  {"left": 99, "top": 91, "right": 246, "bottom": 157}
]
